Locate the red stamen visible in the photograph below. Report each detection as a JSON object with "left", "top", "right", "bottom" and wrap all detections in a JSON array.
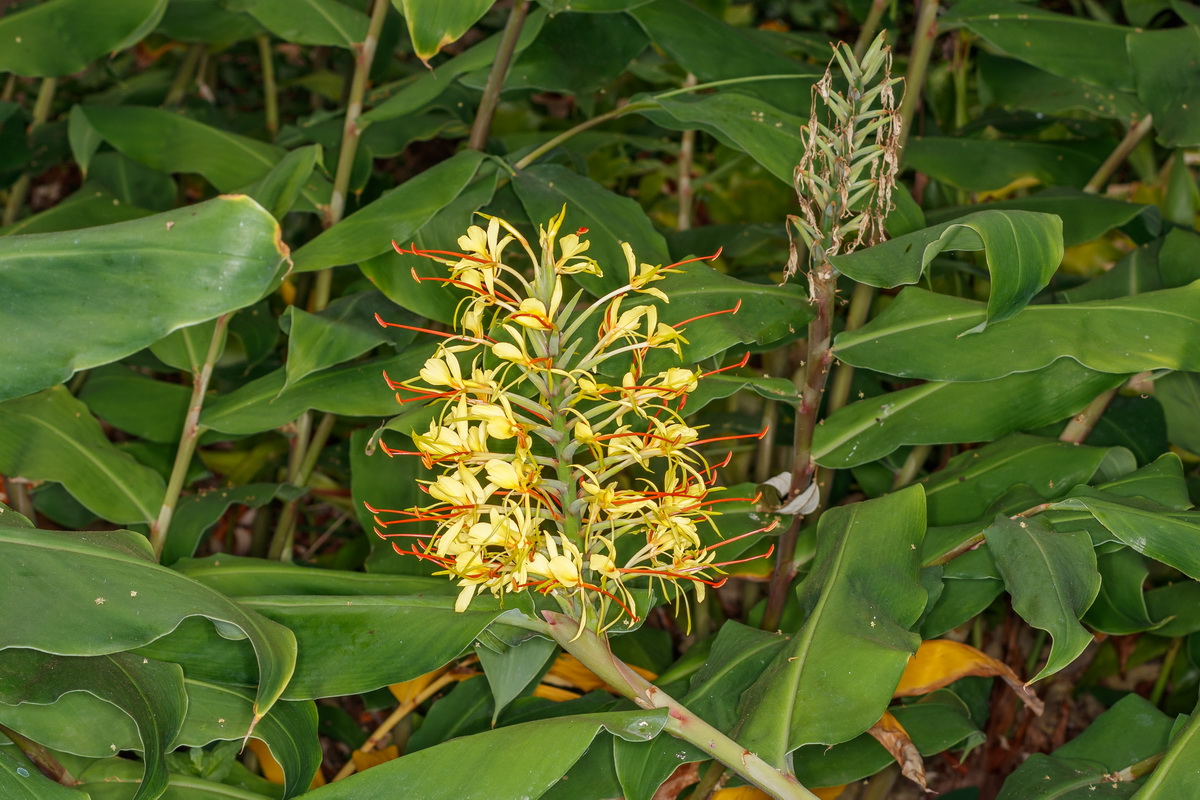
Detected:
[
  {"left": 672, "top": 299, "right": 742, "bottom": 329},
  {"left": 710, "top": 544, "right": 775, "bottom": 568},
  {"left": 691, "top": 424, "right": 768, "bottom": 448},
  {"left": 700, "top": 352, "right": 751, "bottom": 379}
]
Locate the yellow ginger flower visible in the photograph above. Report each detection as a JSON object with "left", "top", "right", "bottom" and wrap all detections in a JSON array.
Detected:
[{"left": 371, "top": 208, "right": 774, "bottom": 629}]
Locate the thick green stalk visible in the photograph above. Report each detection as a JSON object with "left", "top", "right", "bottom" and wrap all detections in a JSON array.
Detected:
[
  {"left": 542, "top": 612, "right": 819, "bottom": 800},
  {"left": 468, "top": 0, "right": 531, "bottom": 151},
  {"left": 0, "top": 723, "right": 78, "bottom": 786},
  {"left": 1149, "top": 638, "right": 1181, "bottom": 706},
  {"left": 3, "top": 76, "right": 57, "bottom": 226},
  {"left": 151, "top": 313, "right": 230, "bottom": 560},
  {"left": 854, "top": 0, "right": 891, "bottom": 61},
  {"left": 897, "top": 0, "right": 939, "bottom": 149},
  {"left": 1059, "top": 388, "right": 1116, "bottom": 443},
  {"left": 164, "top": 43, "right": 204, "bottom": 106},
  {"left": 1084, "top": 114, "right": 1154, "bottom": 194},
  {"left": 257, "top": 34, "right": 279, "bottom": 137}
]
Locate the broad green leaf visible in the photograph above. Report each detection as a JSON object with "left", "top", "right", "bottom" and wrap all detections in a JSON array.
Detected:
[
  {"left": 89, "top": 152, "right": 177, "bottom": 213},
  {"left": 984, "top": 515, "right": 1099, "bottom": 682},
  {"left": 1146, "top": 702, "right": 1200, "bottom": 792},
  {"left": 462, "top": 11, "right": 649, "bottom": 95},
  {"left": 81, "top": 107, "right": 284, "bottom": 193},
  {"left": 996, "top": 755, "right": 1137, "bottom": 798},
  {"left": 683, "top": 372, "right": 801, "bottom": 417},
  {"left": 615, "top": 622, "right": 786, "bottom": 800},
  {"left": 1087, "top": 394, "right": 1170, "bottom": 467},
  {"left": 291, "top": 151, "right": 488, "bottom": 272},
  {"left": 240, "top": 0, "right": 368, "bottom": 48},
  {"left": 360, "top": 168, "right": 498, "bottom": 325},
  {"left": 69, "top": 101, "right": 105, "bottom": 175},
  {"left": 925, "top": 188, "right": 1158, "bottom": 248},
  {"left": 829, "top": 210, "right": 1063, "bottom": 330},
  {"left": 1050, "top": 493, "right": 1200, "bottom": 581},
  {"left": 628, "top": 0, "right": 815, "bottom": 113},
  {"left": 1157, "top": 371, "right": 1200, "bottom": 454},
  {"left": 279, "top": 290, "right": 413, "bottom": 391},
  {"left": 737, "top": 486, "right": 927, "bottom": 765},
  {"left": 406, "top": 677, "right": 494, "bottom": 753},
  {"left": 361, "top": 10, "right": 548, "bottom": 124},
  {"left": 978, "top": 52, "right": 1146, "bottom": 122},
  {"left": 0, "top": 750, "right": 87, "bottom": 800},
  {"left": 1128, "top": 27, "right": 1200, "bottom": 148},
  {"left": 302, "top": 710, "right": 668, "bottom": 800},
  {"left": 0, "top": 185, "right": 152, "bottom": 236},
  {"left": 0, "top": 195, "right": 286, "bottom": 401},
  {"left": 919, "top": 434, "right": 1114, "bottom": 526},
  {"left": 513, "top": 163, "right": 671, "bottom": 295},
  {"left": 200, "top": 344, "right": 436, "bottom": 435},
  {"left": 904, "top": 137, "right": 1102, "bottom": 194},
  {"left": 78, "top": 366, "right": 190, "bottom": 444},
  {"left": 920, "top": 576, "right": 1004, "bottom": 638},
  {"left": 395, "top": 0, "right": 493, "bottom": 63},
  {"left": 173, "top": 554, "right": 454, "bottom": 596},
  {"left": 244, "top": 144, "right": 321, "bottom": 221},
  {"left": 639, "top": 92, "right": 805, "bottom": 185},
  {"left": 0, "top": 388, "right": 165, "bottom": 523},
  {"left": 793, "top": 691, "right": 982, "bottom": 788},
  {"left": 477, "top": 636, "right": 558, "bottom": 723},
  {"left": 0, "top": 0, "right": 167, "bottom": 77},
  {"left": 156, "top": 0, "right": 263, "bottom": 43},
  {"left": 813, "top": 360, "right": 1127, "bottom": 468},
  {"left": 0, "top": 650, "right": 185, "bottom": 800},
  {"left": 1084, "top": 547, "right": 1166, "bottom": 635},
  {"left": 942, "top": 0, "right": 1135, "bottom": 90},
  {"left": 834, "top": 283, "right": 1200, "bottom": 381},
  {"left": 1059, "top": 240, "right": 1165, "bottom": 303},
  {"left": 78, "top": 763, "right": 277, "bottom": 800},
  {"left": 162, "top": 483, "right": 306, "bottom": 564},
  {"left": 0, "top": 524, "right": 296, "bottom": 720}
]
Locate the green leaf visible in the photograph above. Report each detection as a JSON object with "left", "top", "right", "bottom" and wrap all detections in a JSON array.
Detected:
[
  {"left": 996, "top": 754, "right": 1137, "bottom": 798},
  {"left": 904, "top": 137, "right": 1102, "bottom": 194},
  {"left": 157, "top": 0, "right": 263, "bottom": 43},
  {"left": 513, "top": 163, "right": 671, "bottom": 295},
  {"left": 173, "top": 554, "right": 455, "bottom": 596},
  {"left": 834, "top": 283, "right": 1200, "bottom": 381},
  {"left": 1083, "top": 547, "right": 1166, "bottom": 635},
  {"left": 0, "top": 650, "right": 185, "bottom": 800},
  {"left": 477, "top": 636, "right": 558, "bottom": 723},
  {"left": 280, "top": 290, "right": 411, "bottom": 391},
  {"left": 0, "top": 185, "right": 152, "bottom": 236},
  {"left": 978, "top": 52, "right": 1146, "bottom": 122},
  {"left": 291, "top": 150, "right": 488, "bottom": 272},
  {"left": 639, "top": 92, "right": 805, "bottom": 185},
  {"left": 615, "top": 622, "right": 786, "bottom": 800},
  {"left": 395, "top": 0, "right": 493, "bottom": 63},
  {"left": 1128, "top": 26, "right": 1200, "bottom": 148},
  {"left": 301, "top": 710, "right": 668, "bottom": 799},
  {"left": 150, "top": 319, "right": 226, "bottom": 375},
  {"left": 163, "top": 483, "right": 306, "bottom": 564},
  {"left": 89, "top": 152, "right": 177, "bottom": 213},
  {"left": 984, "top": 515, "right": 1100, "bottom": 682},
  {"left": 925, "top": 188, "right": 1158, "bottom": 248},
  {"left": 240, "top": 0, "right": 368, "bottom": 48},
  {"left": 0, "top": 195, "right": 286, "bottom": 401},
  {"left": 78, "top": 366, "right": 190, "bottom": 444},
  {"left": 244, "top": 144, "right": 321, "bottom": 221},
  {"left": 813, "top": 360, "right": 1127, "bottom": 468},
  {"left": 942, "top": 0, "right": 1135, "bottom": 91},
  {"left": 920, "top": 434, "right": 1115, "bottom": 526},
  {"left": 1157, "top": 371, "right": 1200, "bottom": 454},
  {"left": 0, "top": 750, "right": 88, "bottom": 800},
  {"left": 0, "top": 388, "right": 165, "bottom": 523},
  {"left": 359, "top": 168, "right": 498, "bottom": 325},
  {"left": 737, "top": 486, "right": 927, "bottom": 765},
  {"left": 1050, "top": 493, "right": 1200, "bottom": 581},
  {"left": 1137, "top": 700, "right": 1200, "bottom": 797},
  {"left": 0, "top": 524, "right": 296, "bottom": 720},
  {"left": 0, "top": 0, "right": 167, "bottom": 77},
  {"left": 829, "top": 210, "right": 1064, "bottom": 330},
  {"left": 406, "top": 677, "right": 494, "bottom": 752},
  {"left": 200, "top": 345, "right": 436, "bottom": 435}
]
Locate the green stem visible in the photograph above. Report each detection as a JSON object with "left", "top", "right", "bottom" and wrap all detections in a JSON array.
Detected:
[
  {"left": 467, "top": 0, "right": 531, "bottom": 151},
  {"left": 1133, "top": 696, "right": 1200, "bottom": 795},
  {"left": 1059, "top": 388, "right": 1117, "bottom": 443},
  {"left": 1, "top": 74, "right": 15, "bottom": 102},
  {"left": 897, "top": 0, "right": 939, "bottom": 150},
  {"left": 677, "top": 73, "right": 698, "bottom": 231},
  {"left": 688, "top": 762, "right": 728, "bottom": 799},
  {"left": 164, "top": 43, "right": 204, "bottom": 106},
  {"left": 0, "top": 723, "right": 78, "bottom": 786},
  {"left": 891, "top": 444, "right": 931, "bottom": 489},
  {"left": 257, "top": 34, "right": 279, "bottom": 138},
  {"left": 4, "top": 477, "right": 34, "bottom": 521},
  {"left": 825, "top": 282, "right": 875, "bottom": 415},
  {"left": 854, "top": 0, "right": 891, "bottom": 61},
  {"left": 1084, "top": 114, "right": 1155, "bottom": 194},
  {"left": 543, "top": 612, "right": 819, "bottom": 800},
  {"left": 3, "top": 76, "right": 57, "bottom": 226},
  {"left": 1149, "top": 638, "right": 1181, "bottom": 707},
  {"left": 151, "top": 313, "right": 230, "bottom": 560}
]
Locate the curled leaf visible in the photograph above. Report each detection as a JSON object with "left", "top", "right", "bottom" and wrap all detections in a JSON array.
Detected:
[
  {"left": 894, "top": 639, "right": 1044, "bottom": 715},
  {"left": 867, "top": 711, "right": 928, "bottom": 792}
]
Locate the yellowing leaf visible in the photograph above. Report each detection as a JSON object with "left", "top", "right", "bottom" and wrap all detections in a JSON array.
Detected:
[
  {"left": 533, "top": 684, "right": 581, "bottom": 702},
  {"left": 540, "top": 653, "right": 657, "bottom": 695},
  {"left": 895, "top": 639, "right": 1044, "bottom": 714},
  {"left": 813, "top": 787, "right": 846, "bottom": 800},
  {"left": 977, "top": 175, "right": 1042, "bottom": 202},
  {"left": 866, "top": 711, "right": 926, "bottom": 791},
  {"left": 352, "top": 744, "right": 399, "bottom": 772},
  {"left": 712, "top": 788, "right": 771, "bottom": 799},
  {"left": 247, "top": 738, "right": 326, "bottom": 788}
]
